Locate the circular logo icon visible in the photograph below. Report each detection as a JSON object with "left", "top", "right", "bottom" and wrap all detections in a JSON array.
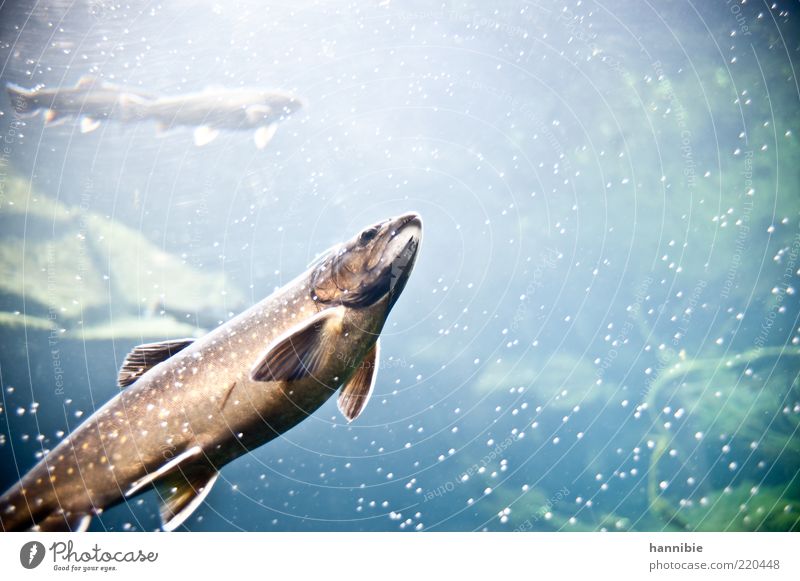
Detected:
[{"left": 19, "top": 541, "right": 46, "bottom": 569}]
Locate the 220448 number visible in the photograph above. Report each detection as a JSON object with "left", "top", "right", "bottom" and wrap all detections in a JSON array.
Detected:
[{"left": 736, "top": 559, "right": 780, "bottom": 570}]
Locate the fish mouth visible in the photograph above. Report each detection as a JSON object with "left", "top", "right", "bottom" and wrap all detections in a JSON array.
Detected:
[
  {"left": 382, "top": 212, "right": 422, "bottom": 305},
  {"left": 394, "top": 211, "right": 422, "bottom": 234},
  {"left": 382, "top": 212, "right": 421, "bottom": 263},
  {"left": 281, "top": 96, "right": 307, "bottom": 117}
]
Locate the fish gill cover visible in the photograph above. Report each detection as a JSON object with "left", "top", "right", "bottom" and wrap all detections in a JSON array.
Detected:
[{"left": 0, "top": 0, "right": 797, "bottom": 532}]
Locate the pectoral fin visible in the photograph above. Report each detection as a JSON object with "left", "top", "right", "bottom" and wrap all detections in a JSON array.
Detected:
[
  {"left": 250, "top": 306, "right": 345, "bottom": 383},
  {"left": 193, "top": 125, "right": 219, "bottom": 146},
  {"left": 338, "top": 340, "right": 379, "bottom": 421},
  {"left": 246, "top": 104, "right": 272, "bottom": 124},
  {"left": 254, "top": 123, "right": 278, "bottom": 149},
  {"left": 79, "top": 116, "right": 101, "bottom": 133},
  {"left": 118, "top": 338, "right": 195, "bottom": 387}
]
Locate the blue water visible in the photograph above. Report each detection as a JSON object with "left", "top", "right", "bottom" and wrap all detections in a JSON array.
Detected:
[{"left": 0, "top": 0, "right": 798, "bottom": 531}]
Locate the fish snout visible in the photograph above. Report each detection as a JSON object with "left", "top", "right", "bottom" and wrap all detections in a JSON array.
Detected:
[
  {"left": 381, "top": 212, "right": 421, "bottom": 302},
  {"left": 392, "top": 211, "right": 422, "bottom": 233},
  {"left": 385, "top": 211, "right": 422, "bottom": 257},
  {"left": 280, "top": 95, "right": 306, "bottom": 117}
]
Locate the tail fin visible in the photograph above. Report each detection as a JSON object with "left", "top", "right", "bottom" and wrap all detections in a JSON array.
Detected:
[{"left": 6, "top": 82, "right": 37, "bottom": 117}]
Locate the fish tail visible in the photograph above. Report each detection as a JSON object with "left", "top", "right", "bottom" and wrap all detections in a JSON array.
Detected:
[{"left": 5, "top": 82, "right": 37, "bottom": 116}]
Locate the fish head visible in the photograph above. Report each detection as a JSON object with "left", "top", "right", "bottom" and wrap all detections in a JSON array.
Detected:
[
  {"left": 264, "top": 92, "right": 305, "bottom": 120},
  {"left": 310, "top": 212, "right": 422, "bottom": 311}
]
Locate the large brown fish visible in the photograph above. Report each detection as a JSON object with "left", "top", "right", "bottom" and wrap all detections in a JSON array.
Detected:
[{"left": 0, "top": 213, "right": 422, "bottom": 532}]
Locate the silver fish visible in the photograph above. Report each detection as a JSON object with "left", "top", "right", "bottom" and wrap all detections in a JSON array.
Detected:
[
  {"left": 141, "top": 88, "right": 305, "bottom": 148},
  {"left": 6, "top": 76, "right": 304, "bottom": 148},
  {"left": 0, "top": 213, "right": 422, "bottom": 532}
]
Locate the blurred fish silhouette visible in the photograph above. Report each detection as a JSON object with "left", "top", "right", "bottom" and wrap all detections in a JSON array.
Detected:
[
  {"left": 6, "top": 75, "right": 305, "bottom": 148},
  {"left": 6, "top": 75, "right": 151, "bottom": 132},
  {"left": 143, "top": 87, "right": 304, "bottom": 148}
]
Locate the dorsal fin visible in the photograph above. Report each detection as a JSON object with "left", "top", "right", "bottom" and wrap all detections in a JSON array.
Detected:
[
  {"left": 337, "top": 340, "right": 379, "bottom": 422},
  {"left": 118, "top": 338, "right": 194, "bottom": 387}
]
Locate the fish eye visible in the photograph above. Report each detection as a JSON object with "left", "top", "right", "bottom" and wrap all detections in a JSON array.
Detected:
[{"left": 359, "top": 227, "right": 378, "bottom": 244}]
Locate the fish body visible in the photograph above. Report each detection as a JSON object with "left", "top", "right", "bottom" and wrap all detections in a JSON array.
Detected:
[
  {"left": 5, "top": 77, "right": 304, "bottom": 147},
  {"left": 140, "top": 89, "right": 304, "bottom": 147},
  {"left": 0, "top": 213, "right": 421, "bottom": 532},
  {"left": 143, "top": 89, "right": 303, "bottom": 129}
]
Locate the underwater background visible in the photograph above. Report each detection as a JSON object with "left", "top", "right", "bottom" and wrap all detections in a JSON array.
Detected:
[{"left": 0, "top": 0, "right": 798, "bottom": 532}]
